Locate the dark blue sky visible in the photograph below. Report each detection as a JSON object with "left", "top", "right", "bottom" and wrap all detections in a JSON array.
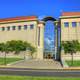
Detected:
[{"left": 0, "top": 0, "right": 80, "bottom": 19}]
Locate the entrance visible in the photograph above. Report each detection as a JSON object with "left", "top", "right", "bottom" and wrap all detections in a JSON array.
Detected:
[
  {"left": 41, "top": 17, "right": 60, "bottom": 60},
  {"left": 44, "top": 21, "right": 55, "bottom": 59}
]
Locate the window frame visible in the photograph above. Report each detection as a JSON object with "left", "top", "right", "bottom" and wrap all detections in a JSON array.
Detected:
[
  {"left": 7, "top": 26, "right": 10, "bottom": 31},
  {"left": 64, "top": 22, "right": 69, "bottom": 27},
  {"left": 12, "top": 26, "right": 16, "bottom": 30},
  {"left": 30, "top": 24, "right": 34, "bottom": 29},
  {"left": 72, "top": 22, "right": 77, "bottom": 27},
  {"left": 18, "top": 25, "right": 21, "bottom": 30},
  {"left": 2, "top": 27, "right": 5, "bottom": 31},
  {"left": 24, "top": 25, "right": 27, "bottom": 30}
]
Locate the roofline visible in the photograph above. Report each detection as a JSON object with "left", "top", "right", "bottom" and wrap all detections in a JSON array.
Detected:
[
  {"left": 0, "top": 20, "right": 38, "bottom": 25},
  {"left": 59, "top": 16, "right": 80, "bottom": 19},
  {"left": 0, "top": 16, "right": 37, "bottom": 24}
]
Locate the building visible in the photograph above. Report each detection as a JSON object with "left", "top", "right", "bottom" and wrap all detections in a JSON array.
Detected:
[
  {"left": 0, "top": 12, "right": 80, "bottom": 60},
  {"left": 60, "top": 12, "right": 80, "bottom": 42},
  {"left": 0, "top": 16, "right": 47, "bottom": 60},
  {"left": 0, "top": 16, "right": 40, "bottom": 58},
  {"left": 60, "top": 12, "right": 80, "bottom": 60}
]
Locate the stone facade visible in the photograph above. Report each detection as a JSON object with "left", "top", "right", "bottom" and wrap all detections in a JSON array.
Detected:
[{"left": 60, "top": 12, "right": 80, "bottom": 60}]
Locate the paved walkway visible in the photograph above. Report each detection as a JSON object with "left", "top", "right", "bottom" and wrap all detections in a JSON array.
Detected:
[{"left": 11, "top": 59, "right": 62, "bottom": 69}]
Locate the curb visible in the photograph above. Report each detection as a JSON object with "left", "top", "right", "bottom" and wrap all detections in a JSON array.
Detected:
[{"left": 0, "top": 65, "right": 80, "bottom": 70}]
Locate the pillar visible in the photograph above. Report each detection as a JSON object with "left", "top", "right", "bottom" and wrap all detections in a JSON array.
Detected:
[
  {"left": 37, "top": 21, "right": 45, "bottom": 60},
  {"left": 54, "top": 21, "right": 61, "bottom": 61}
]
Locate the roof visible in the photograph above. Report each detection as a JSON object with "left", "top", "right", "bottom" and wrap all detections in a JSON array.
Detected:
[
  {"left": 0, "top": 16, "right": 37, "bottom": 23},
  {"left": 61, "top": 12, "right": 80, "bottom": 16}
]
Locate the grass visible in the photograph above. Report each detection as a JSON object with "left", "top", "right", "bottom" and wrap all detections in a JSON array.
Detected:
[
  {"left": 0, "top": 76, "right": 80, "bottom": 80},
  {"left": 66, "top": 60, "right": 80, "bottom": 66},
  {"left": 0, "top": 57, "right": 23, "bottom": 65}
]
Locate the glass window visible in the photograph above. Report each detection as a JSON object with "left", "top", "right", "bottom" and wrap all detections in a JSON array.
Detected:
[
  {"left": 2, "top": 27, "right": 5, "bottom": 31},
  {"left": 72, "top": 22, "right": 77, "bottom": 27},
  {"left": 12, "top": 26, "right": 16, "bottom": 30},
  {"left": 64, "top": 22, "right": 69, "bottom": 27},
  {"left": 24, "top": 25, "right": 27, "bottom": 30},
  {"left": 18, "top": 25, "right": 21, "bottom": 30},
  {"left": 30, "top": 24, "right": 34, "bottom": 29},
  {"left": 7, "top": 26, "right": 10, "bottom": 31}
]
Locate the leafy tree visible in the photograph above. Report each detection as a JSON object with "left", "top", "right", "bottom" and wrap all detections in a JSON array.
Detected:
[
  {"left": 61, "top": 41, "right": 77, "bottom": 66},
  {"left": 0, "top": 43, "right": 5, "bottom": 52},
  {"left": 0, "top": 43, "right": 9, "bottom": 65},
  {"left": 0, "top": 40, "right": 37, "bottom": 61}
]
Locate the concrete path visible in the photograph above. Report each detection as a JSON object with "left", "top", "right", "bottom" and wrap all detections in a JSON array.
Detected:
[{"left": 11, "top": 59, "right": 62, "bottom": 69}]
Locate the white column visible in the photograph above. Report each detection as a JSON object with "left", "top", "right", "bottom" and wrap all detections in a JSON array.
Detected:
[{"left": 37, "top": 21, "right": 44, "bottom": 60}]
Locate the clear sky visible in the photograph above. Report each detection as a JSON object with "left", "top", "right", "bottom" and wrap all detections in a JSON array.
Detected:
[{"left": 0, "top": 0, "right": 80, "bottom": 19}]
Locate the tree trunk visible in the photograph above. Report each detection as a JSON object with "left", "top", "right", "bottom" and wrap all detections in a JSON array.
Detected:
[
  {"left": 4, "top": 52, "right": 7, "bottom": 65},
  {"left": 71, "top": 53, "right": 74, "bottom": 66}
]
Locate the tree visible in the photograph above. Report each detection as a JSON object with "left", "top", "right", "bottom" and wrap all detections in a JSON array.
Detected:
[
  {"left": 0, "top": 43, "right": 5, "bottom": 52},
  {"left": 0, "top": 40, "right": 37, "bottom": 62},
  {"left": 6, "top": 40, "right": 28, "bottom": 54},
  {"left": 6, "top": 40, "right": 37, "bottom": 58},
  {"left": 61, "top": 41, "right": 77, "bottom": 66},
  {"left": 0, "top": 43, "right": 9, "bottom": 65}
]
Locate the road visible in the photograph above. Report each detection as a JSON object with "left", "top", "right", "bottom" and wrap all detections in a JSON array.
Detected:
[{"left": 0, "top": 67, "right": 80, "bottom": 77}]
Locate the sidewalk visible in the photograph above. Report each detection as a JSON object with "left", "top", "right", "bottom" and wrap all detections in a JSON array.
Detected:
[{"left": 9, "top": 59, "right": 62, "bottom": 69}]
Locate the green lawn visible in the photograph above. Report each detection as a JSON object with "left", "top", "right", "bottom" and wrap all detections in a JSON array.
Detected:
[
  {"left": 66, "top": 60, "right": 80, "bottom": 66},
  {"left": 0, "top": 57, "right": 23, "bottom": 65},
  {"left": 0, "top": 76, "right": 80, "bottom": 80}
]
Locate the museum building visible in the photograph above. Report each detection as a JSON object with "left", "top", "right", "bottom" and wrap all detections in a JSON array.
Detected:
[{"left": 0, "top": 12, "right": 80, "bottom": 60}]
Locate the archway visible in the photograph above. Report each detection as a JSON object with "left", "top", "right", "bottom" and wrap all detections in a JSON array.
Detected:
[
  {"left": 37, "top": 16, "right": 61, "bottom": 61},
  {"left": 42, "top": 17, "right": 61, "bottom": 60}
]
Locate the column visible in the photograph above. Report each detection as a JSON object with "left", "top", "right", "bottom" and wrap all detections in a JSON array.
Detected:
[
  {"left": 54, "top": 21, "right": 60, "bottom": 61},
  {"left": 37, "top": 21, "right": 45, "bottom": 60}
]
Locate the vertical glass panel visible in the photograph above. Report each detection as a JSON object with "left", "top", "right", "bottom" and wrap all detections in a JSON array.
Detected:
[{"left": 44, "top": 21, "right": 55, "bottom": 59}]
